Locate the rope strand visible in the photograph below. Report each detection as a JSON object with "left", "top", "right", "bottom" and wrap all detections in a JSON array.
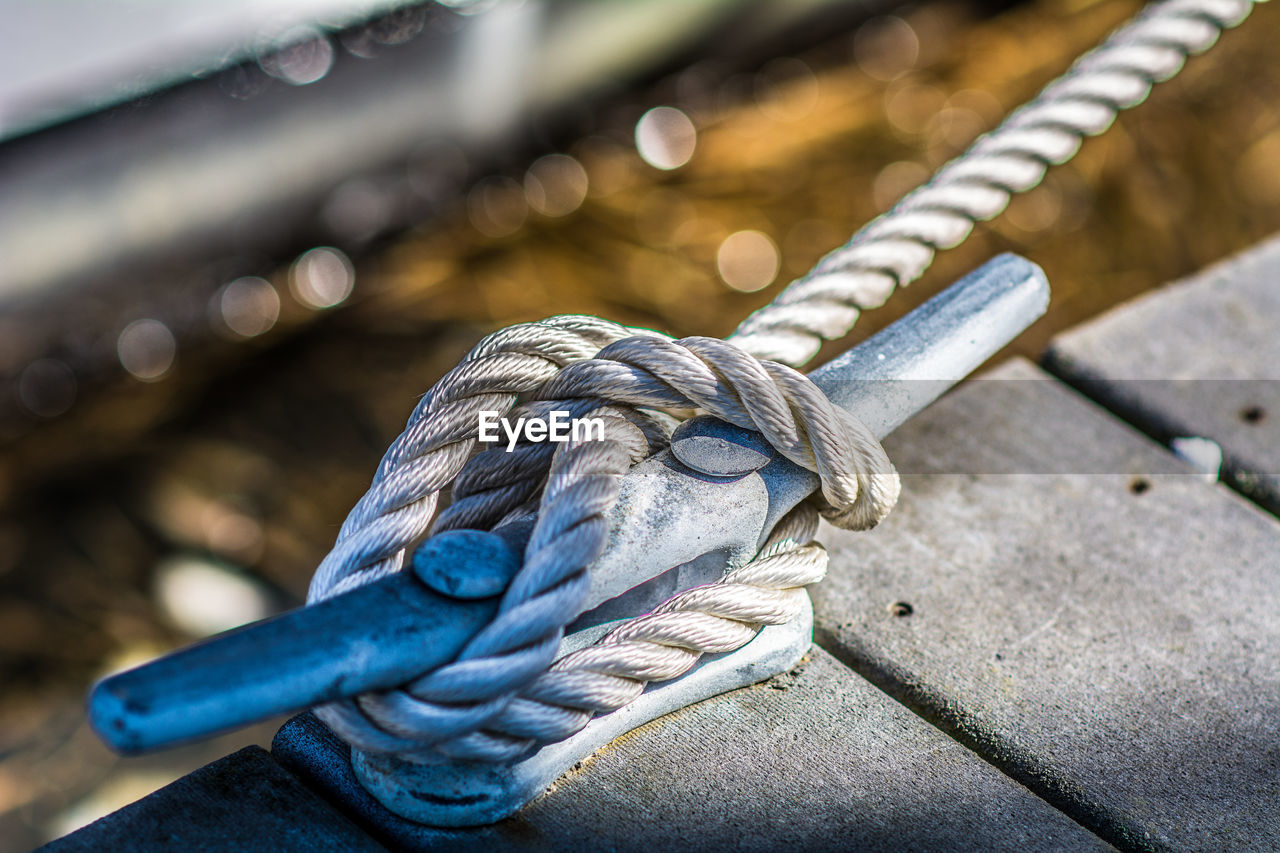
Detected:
[
  {"left": 311, "top": 330, "right": 897, "bottom": 761},
  {"left": 306, "top": 0, "right": 1261, "bottom": 763},
  {"left": 728, "top": 0, "right": 1262, "bottom": 365}
]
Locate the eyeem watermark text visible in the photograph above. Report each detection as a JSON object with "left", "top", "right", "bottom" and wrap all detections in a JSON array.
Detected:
[{"left": 478, "top": 411, "right": 605, "bottom": 452}]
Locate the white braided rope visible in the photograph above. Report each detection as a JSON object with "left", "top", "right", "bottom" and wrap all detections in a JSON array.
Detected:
[
  {"left": 308, "top": 316, "right": 642, "bottom": 600},
  {"left": 316, "top": 408, "right": 658, "bottom": 760},
  {"left": 729, "top": 0, "right": 1264, "bottom": 364},
  {"left": 468, "top": 504, "right": 829, "bottom": 758},
  {"left": 307, "top": 0, "right": 1258, "bottom": 763},
  {"left": 314, "top": 328, "right": 899, "bottom": 761}
]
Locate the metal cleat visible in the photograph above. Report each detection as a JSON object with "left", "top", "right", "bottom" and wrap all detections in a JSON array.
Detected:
[{"left": 88, "top": 253, "right": 1050, "bottom": 826}]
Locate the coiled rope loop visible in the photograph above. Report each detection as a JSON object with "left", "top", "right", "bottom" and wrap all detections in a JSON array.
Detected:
[
  {"left": 309, "top": 319, "right": 897, "bottom": 762},
  {"left": 308, "top": 0, "right": 1262, "bottom": 763}
]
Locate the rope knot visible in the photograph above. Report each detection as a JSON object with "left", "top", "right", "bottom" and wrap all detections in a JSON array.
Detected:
[
  {"left": 301, "top": 0, "right": 1258, "bottom": 765},
  {"left": 307, "top": 315, "right": 897, "bottom": 762}
]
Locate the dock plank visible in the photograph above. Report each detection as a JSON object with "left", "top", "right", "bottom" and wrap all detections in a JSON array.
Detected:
[
  {"left": 1044, "top": 236, "right": 1280, "bottom": 515},
  {"left": 274, "top": 648, "right": 1109, "bottom": 852},
  {"left": 811, "top": 358, "right": 1280, "bottom": 852},
  {"left": 39, "top": 746, "right": 387, "bottom": 852}
]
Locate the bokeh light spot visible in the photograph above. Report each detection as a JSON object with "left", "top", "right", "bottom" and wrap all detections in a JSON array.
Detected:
[
  {"left": 322, "top": 180, "right": 391, "bottom": 242},
  {"left": 717, "top": 231, "right": 780, "bottom": 292},
  {"left": 154, "top": 555, "right": 273, "bottom": 637},
  {"left": 929, "top": 106, "right": 986, "bottom": 151},
  {"left": 635, "top": 107, "right": 697, "bottom": 171},
  {"left": 369, "top": 8, "right": 427, "bottom": 45},
  {"left": 1005, "top": 185, "right": 1063, "bottom": 233},
  {"left": 885, "top": 83, "right": 945, "bottom": 135},
  {"left": 754, "top": 58, "right": 820, "bottom": 122},
  {"left": 117, "top": 319, "right": 176, "bottom": 382},
  {"left": 291, "top": 247, "right": 355, "bottom": 309},
  {"left": 217, "top": 277, "right": 280, "bottom": 338},
  {"left": 17, "top": 359, "right": 76, "bottom": 418},
  {"left": 468, "top": 176, "right": 528, "bottom": 237},
  {"left": 574, "top": 136, "right": 636, "bottom": 198},
  {"left": 873, "top": 160, "right": 930, "bottom": 211},
  {"left": 853, "top": 17, "right": 920, "bottom": 82},
  {"left": 524, "top": 154, "right": 589, "bottom": 217},
  {"left": 1237, "top": 129, "right": 1280, "bottom": 206},
  {"left": 259, "top": 28, "right": 334, "bottom": 86}
]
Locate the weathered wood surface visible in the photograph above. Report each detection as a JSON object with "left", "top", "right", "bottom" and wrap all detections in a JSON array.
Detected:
[
  {"left": 1044, "top": 236, "right": 1280, "bottom": 515},
  {"left": 38, "top": 746, "right": 386, "bottom": 852},
  {"left": 811, "top": 358, "right": 1280, "bottom": 852},
  {"left": 274, "top": 649, "right": 1110, "bottom": 852}
]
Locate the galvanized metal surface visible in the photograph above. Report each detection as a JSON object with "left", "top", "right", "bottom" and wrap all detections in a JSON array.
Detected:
[
  {"left": 88, "top": 527, "right": 528, "bottom": 752},
  {"left": 585, "top": 253, "right": 1049, "bottom": 617},
  {"left": 353, "top": 601, "right": 813, "bottom": 826},
  {"left": 88, "top": 254, "right": 1048, "bottom": 818}
]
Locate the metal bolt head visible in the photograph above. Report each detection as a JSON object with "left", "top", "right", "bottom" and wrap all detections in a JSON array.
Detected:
[
  {"left": 413, "top": 530, "right": 522, "bottom": 599},
  {"left": 670, "top": 416, "right": 774, "bottom": 477}
]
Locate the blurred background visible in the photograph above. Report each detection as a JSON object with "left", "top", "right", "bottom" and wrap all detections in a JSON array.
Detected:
[{"left": 1, "top": 0, "right": 1277, "bottom": 848}]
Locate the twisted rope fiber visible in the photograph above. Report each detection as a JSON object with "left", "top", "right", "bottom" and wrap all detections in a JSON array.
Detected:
[
  {"left": 729, "top": 0, "right": 1265, "bottom": 365},
  {"left": 426, "top": 504, "right": 830, "bottom": 760},
  {"left": 316, "top": 404, "right": 663, "bottom": 760},
  {"left": 312, "top": 327, "right": 898, "bottom": 761},
  {"left": 308, "top": 0, "right": 1257, "bottom": 763},
  {"left": 307, "top": 316, "right": 640, "bottom": 600},
  {"left": 308, "top": 316, "right": 659, "bottom": 757}
]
